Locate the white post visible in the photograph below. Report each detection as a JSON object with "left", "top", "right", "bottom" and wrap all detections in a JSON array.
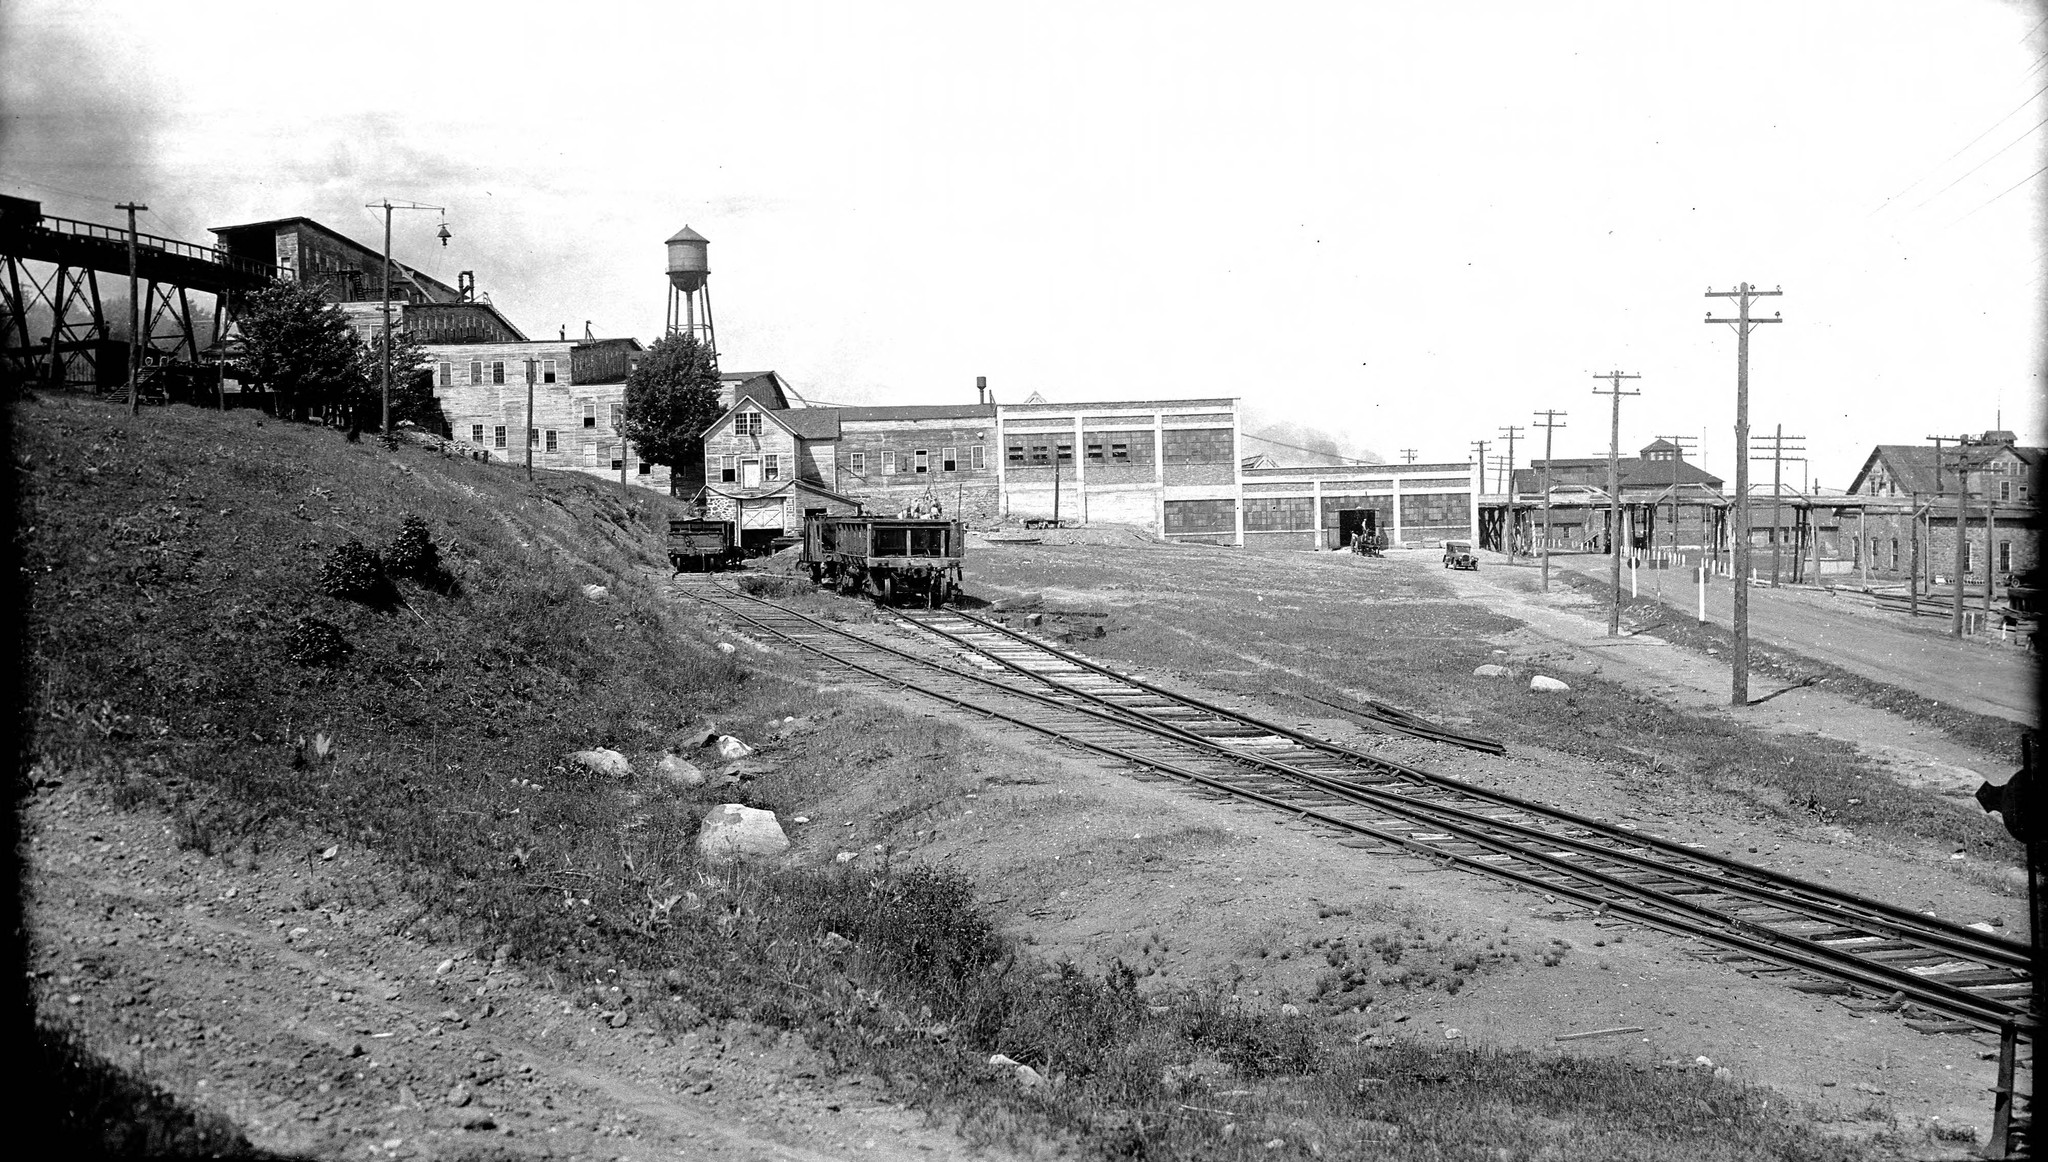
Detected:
[
  {"left": 1630, "top": 557, "right": 1637, "bottom": 598},
  {"left": 1697, "top": 565, "right": 1707, "bottom": 623}
]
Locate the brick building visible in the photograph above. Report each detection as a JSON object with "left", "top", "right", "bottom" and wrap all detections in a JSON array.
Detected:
[
  {"left": 996, "top": 397, "right": 1242, "bottom": 540},
  {"left": 1837, "top": 432, "right": 2042, "bottom": 583},
  {"left": 1240, "top": 461, "right": 1481, "bottom": 550}
]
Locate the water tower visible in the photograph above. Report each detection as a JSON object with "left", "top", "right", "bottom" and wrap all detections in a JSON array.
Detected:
[{"left": 664, "top": 225, "right": 715, "bottom": 353}]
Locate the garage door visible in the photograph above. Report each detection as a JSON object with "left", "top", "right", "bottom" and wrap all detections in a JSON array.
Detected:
[{"left": 739, "top": 498, "right": 785, "bottom": 530}]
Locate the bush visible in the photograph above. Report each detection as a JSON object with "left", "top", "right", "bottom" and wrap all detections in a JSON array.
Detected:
[
  {"left": 319, "top": 540, "right": 395, "bottom": 608},
  {"left": 382, "top": 515, "right": 439, "bottom": 581},
  {"left": 284, "top": 615, "right": 350, "bottom": 667}
]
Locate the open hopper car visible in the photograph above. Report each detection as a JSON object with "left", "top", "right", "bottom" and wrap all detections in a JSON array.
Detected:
[
  {"left": 667, "top": 519, "right": 743, "bottom": 572},
  {"left": 800, "top": 515, "right": 964, "bottom": 606}
]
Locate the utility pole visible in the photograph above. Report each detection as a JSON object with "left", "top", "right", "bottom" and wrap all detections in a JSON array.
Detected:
[
  {"left": 524, "top": 359, "right": 536, "bottom": 481},
  {"left": 1749, "top": 426, "right": 1806, "bottom": 587},
  {"left": 1533, "top": 409, "right": 1568, "bottom": 591},
  {"left": 1592, "top": 370, "right": 1642, "bottom": 636},
  {"left": 116, "top": 202, "right": 147, "bottom": 417},
  {"left": 1928, "top": 435, "right": 1978, "bottom": 638},
  {"left": 364, "top": 199, "right": 448, "bottom": 438},
  {"left": 1499, "top": 424, "right": 1523, "bottom": 564},
  {"left": 1706, "top": 282, "right": 1783, "bottom": 708}
]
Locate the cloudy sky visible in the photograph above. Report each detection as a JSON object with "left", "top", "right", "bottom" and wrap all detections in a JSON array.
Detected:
[{"left": 4, "top": 1, "right": 2042, "bottom": 484}]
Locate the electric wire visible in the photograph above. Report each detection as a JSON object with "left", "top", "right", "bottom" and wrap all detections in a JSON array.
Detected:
[
  {"left": 1869, "top": 82, "right": 2047, "bottom": 215},
  {"left": 1912, "top": 112, "right": 2048, "bottom": 209}
]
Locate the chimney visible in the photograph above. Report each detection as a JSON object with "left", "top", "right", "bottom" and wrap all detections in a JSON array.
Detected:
[{"left": 976, "top": 375, "right": 986, "bottom": 405}]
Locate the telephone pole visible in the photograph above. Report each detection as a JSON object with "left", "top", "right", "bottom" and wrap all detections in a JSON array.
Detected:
[
  {"left": 1928, "top": 434, "right": 1978, "bottom": 638},
  {"left": 1706, "top": 282, "right": 1783, "bottom": 708},
  {"left": 1749, "top": 426, "right": 1806, "bottom": 587},
  {"left": 1498, "top": 424, "right": 1523, "bottom": 564},
  {"left": 116, "top": 202, "right": 147, "bottom": 417},
  {"left": 1592, "top": 371, "right": 1642, "bottom": 636},
  {"left": 1470, "top": 438, "right": 1491, "bottom": 549},
  {"left": 1533, "top": 409, "right": 1568, "bottom": 591}
]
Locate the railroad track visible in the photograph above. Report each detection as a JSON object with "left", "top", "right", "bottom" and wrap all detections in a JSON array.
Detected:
[{"left": 669, "top": 576, "right": 2036, "bottom": 1043}]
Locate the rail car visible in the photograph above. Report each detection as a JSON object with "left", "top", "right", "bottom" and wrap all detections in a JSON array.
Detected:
[
  {"left": 800, "top": 514, "right": 964, "bottom": 606},
  {"left": 666, "top": 519, "right": 744, "bottom": 572}
]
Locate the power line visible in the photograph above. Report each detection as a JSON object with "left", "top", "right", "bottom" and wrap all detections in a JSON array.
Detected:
[
  {"left": 1950, "top": 161, "right": 2048, "bottom": 225},
  {"left": 1870, "top": 82, "right": 2047, "bottom": 214},
  {"left": 1912, "top": 112, "right": 2048, "bottom": 209}
]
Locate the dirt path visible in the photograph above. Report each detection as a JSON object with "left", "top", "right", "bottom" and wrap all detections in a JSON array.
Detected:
[
  {"left": 25, "top": 780, "right": 1004, "bottom": 1162},
  {"left": 1543, "top": 553, "right": 2037, "bottom": 727},
  {"left": 1431, "top": 550, "right": 2025, "bottom": 807}
]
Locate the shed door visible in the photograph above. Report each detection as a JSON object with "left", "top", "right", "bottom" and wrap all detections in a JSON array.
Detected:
[
  {"left": 739, "top": 498, "right": 784, "bottom": 530},
  {"left": 740, "top": 459, "right": 762, "bottom": 487}
]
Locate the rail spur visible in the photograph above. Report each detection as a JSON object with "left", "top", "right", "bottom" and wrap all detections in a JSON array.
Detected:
[{"left": 670, "top": 576, "right": 2035, "bottom": 1042}]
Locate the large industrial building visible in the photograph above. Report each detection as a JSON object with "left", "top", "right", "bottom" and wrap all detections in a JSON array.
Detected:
[{"left": 220, "top": 213, "right": 1478, "bottom": 548}]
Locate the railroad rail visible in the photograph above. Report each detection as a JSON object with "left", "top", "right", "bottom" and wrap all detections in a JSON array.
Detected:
[{"left": 668, "top": 576, "right": 2036, "bottom": 1042}]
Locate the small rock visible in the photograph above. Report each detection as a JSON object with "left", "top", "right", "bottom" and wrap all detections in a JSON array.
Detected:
[
  {"left": 989, "top": 1054, "right": 1020, "bottom": 1068},
  {"left": 447, "top": 1082, "right": 472, "bottom": 1108},
  {"left": 1695, "top": 1056, "right": 1713, "bottom": 1068},
  {"left": 835, "top": 851, "right": 857, "bottom": 864},
  {"left": 607, "top": 1011, "right": 629, "bottom": 1028},
  {"left": 821, "top": 932, "right": 854, "bottom": 953},
  {"left": 289, "top": 927, "right": 310, "bottom": 940},
  {"left": 1264, "top": 1139, "right": 1286, "bottom": 1150},
  {"left": 716, "top": 642, "right": 737, "bottom": 655},
  {"left": 435, "top": 959, "right": 455, "bottom": 976},
  {"left": 655, "top": 752, "right": 706, "bottom": 788},
  {"left": 580, "top": 584, "right": 608, "bottom": 601},
  {"left": 320, "top": 845, "right": 339, "bottom": 861},
  {"left": 1279, "top": 1003, "right": 1301, "bottom": 1018},
  {"left": 1473, "top": 664, "right": 1510, "bottom": 678},
  {"left": 1015, "top": 1064, "right": 1043, "bottom": 1088},
  {"left": 712, "top": 735, "right": 754, "bottom": 760},
  {"left": 792, "top": 815, "right": 809, "bottom": 824},
  {"left": 1713, "top": 1067, "right": 1732, "bottom": 1081},
  {"left": 1443, "top": 1027, "right": 1462, "bottom": 1040},
  {"left": 567, "top": 749, "right": 633, "bottom": 779},
  {"left": 1529, "top": 675, "right": 1570, "bottom": 692}
]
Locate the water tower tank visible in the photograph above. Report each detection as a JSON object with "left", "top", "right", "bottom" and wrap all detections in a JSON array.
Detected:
[{"left": 665, "top": 226, "right": 710, "bottom": 292}]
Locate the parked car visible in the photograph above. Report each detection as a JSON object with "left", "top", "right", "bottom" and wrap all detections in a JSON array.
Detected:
[{"left": 1442, "top": 540, "right": 1479, "bottom": 570}]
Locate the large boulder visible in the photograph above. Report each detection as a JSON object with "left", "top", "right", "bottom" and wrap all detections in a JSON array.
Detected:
[
  {"left": 1473, "top": 664, "right": 1511, "bottom": 678},
  {"left": 567, "top": 748, "right": 633, "bottom": 778},
  {"left": 1529, "top": 675, "right": 1571, "bottom": 693},
  {"left": 697, "top": 804, "right": 790, "bottom": 865}
]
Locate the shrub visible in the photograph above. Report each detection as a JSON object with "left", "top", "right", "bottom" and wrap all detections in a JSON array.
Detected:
[
  {"left": 284, "top": 615, "right": 350, "bottom": 667},
  {"left": 382, "top": 515, "right": 440, "bottom": 583},
  {"left": 319, "top": 540, "right": 395, "bottom": 608}
]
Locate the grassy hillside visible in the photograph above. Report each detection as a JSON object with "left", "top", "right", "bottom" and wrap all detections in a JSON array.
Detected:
[{"left": 17, "top": 395, "right": 1911, "bottom": 1160}]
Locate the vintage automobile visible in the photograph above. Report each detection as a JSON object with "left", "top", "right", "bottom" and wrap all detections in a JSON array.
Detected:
[{"left": 1441, "top": 539, "right": 1479, "bottom": 570}]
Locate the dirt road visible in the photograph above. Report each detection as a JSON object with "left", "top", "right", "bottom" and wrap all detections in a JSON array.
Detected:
[{"left": 1544, "top": 553, "right": 2036, "bottom": 726}]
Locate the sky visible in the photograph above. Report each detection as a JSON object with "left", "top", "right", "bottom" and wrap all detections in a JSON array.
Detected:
[{"left": 3, "top": 0, "right": 2043, "bottom": 487}]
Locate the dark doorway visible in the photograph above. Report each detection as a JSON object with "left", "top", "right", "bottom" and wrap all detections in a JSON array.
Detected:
[{"left": 1336, "top": 509, "right": 1376, "bottom": 548}]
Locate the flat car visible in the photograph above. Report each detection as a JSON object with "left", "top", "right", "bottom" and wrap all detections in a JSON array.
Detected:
[
  {"left": 800, "top": 515, "right": 964, "bottom": 606},
  {"left": 667, "top": 519, "right": 743, "bottom": 572}
]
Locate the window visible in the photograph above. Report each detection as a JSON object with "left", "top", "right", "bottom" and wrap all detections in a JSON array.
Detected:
[
  {"left": 545, "top": 430, "right": 558, "bottom": 453},
  {"left": 542, "top": 359, "right": 557, "bottom": 384},
  {"left": 1086, "top": 442, "right": 1104, "bottom": 461},
  {"left": 1890, "top": 538, "right": 1899, "bottom": 570},
  {"left": 582, "top": 401, "right": 596, "bottom": 428},
  {"left": 610, "top": 404, "right": 622, "bottom": 430},
  {"left": 493, "top": 426, "right": 507, "bottom": 449},
  {"left": 638, "top": 461, "right": 652, "bottom": 476},
  {"left": 2000, "top": 540, "right": 2013, "bottom": 572},
  {"left": 735, "top": 411, "right": 763, "bottom": 437},
  {"left": 1999, "top": 480, "right": 2012, "bottom": 501},
  {"left": 470, "top": 360, "right": 483, "bottom": 384},
  {"left": 942, "top": 447, "right": 957, "bottom": 472},
  {"left": 1028, "top": 442, "right": 1051, "bottom": 465},
  {"left": 850, "top": 451, "right": 867, "bottom": 474},
  {"left": 882, "top": 450, "right": 898, "bottom": 474},
  {"left": 1112, "top": 441, "right": 1130, "bottom": 460},
  {"left": 1966, "top": 542, "right": 1976, "bottom": 572},
  {"left": 720, "top": 455, "right": 737, "bottom": 483},
  {"left": 1056, "top": 440, "right": 1073, "bottom": 462},
  {"left": 610, "top": 445, "right": 625, "bottom": 471},
  {"left": 529, "top": 428, "right": 540, "bottom": 448},
  {"left": 764, "top": 454, "right": 781, "bottom": 481},
  {"left": 491, "top": 361, "right": 505, "bottom": 385},
  {"left": 524, "top": 360, "right": 536, "bottom": 384},
  {"left": 437, "top": 362, "right": 451, "bottom": 387},
  {"left": 971, "top": 445, "right": 985, "bottom": 470},
  {"left": 470, "top": 424, "right": 483, "bottom": 445},
  {"left": 914, "top": 449, "right": 930, "bottom": 474},
  {"left": 1006, "top": 441, "right": 1025, "bottom": 465}
]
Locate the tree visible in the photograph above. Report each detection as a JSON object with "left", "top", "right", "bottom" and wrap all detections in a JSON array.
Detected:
[
  {"left": 357, "top": 327, "right": 442, "bottom": 436},
  {"left": 231, "top": 279, "right": 365, "bottom": 422},
  {"left": 621, "top": 333, "right": 723, "bottom": 493}
]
